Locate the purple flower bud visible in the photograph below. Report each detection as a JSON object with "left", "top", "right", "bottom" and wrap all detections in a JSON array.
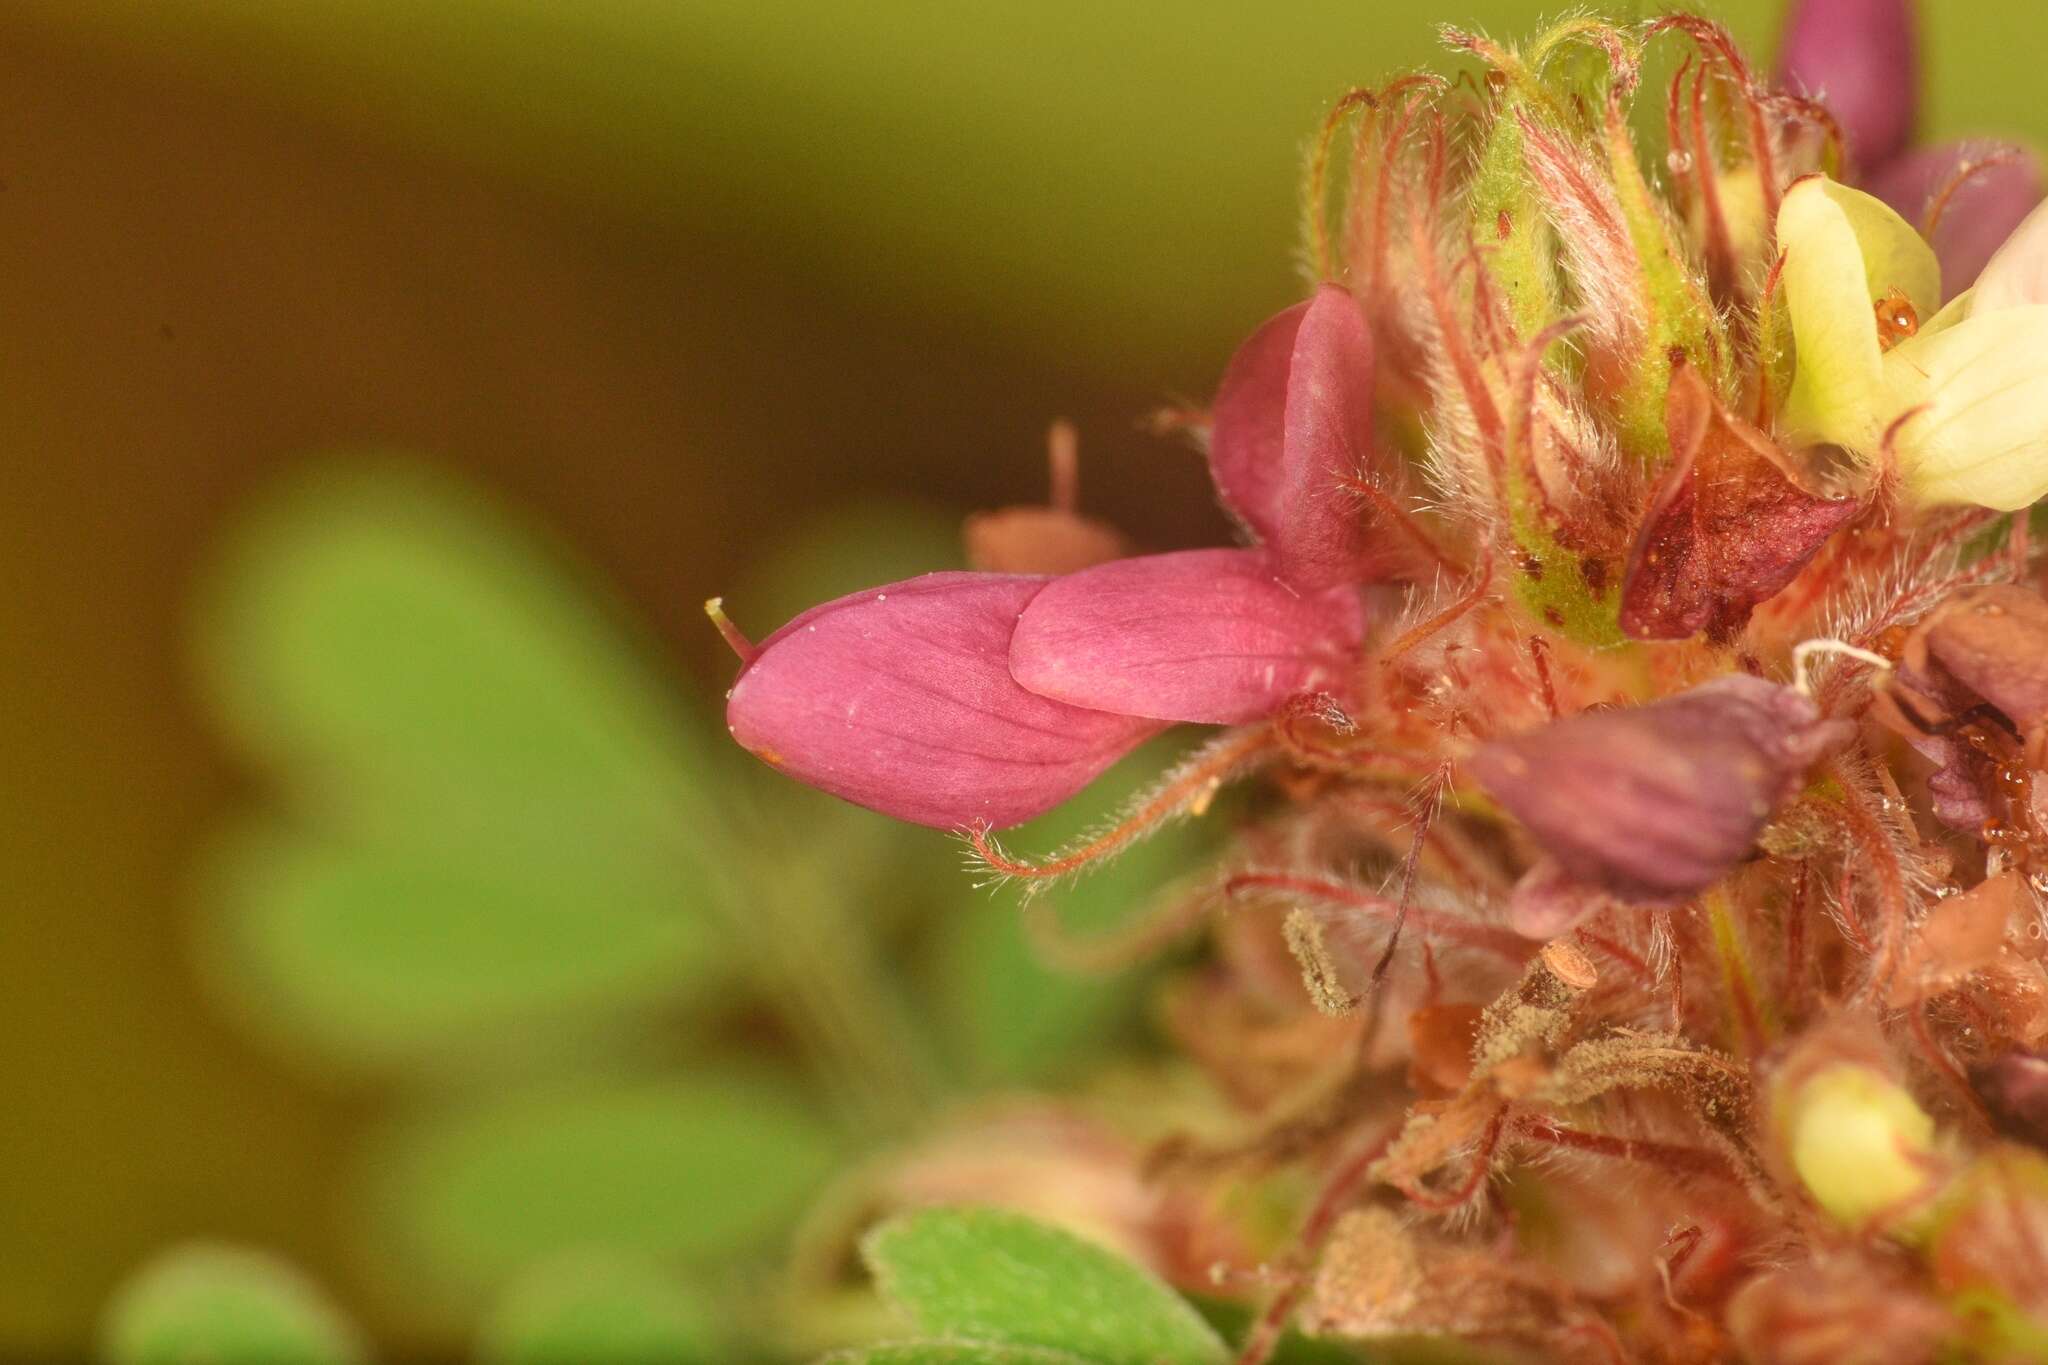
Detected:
[
  {"left": 1778, "top": 0, "right": 1918, "bottom": 169},
  {"left": 1868, "top": 143, "right": 2045, "bottom": 297},
  {"left": 1007, "top": 547, "right": 1365, "bottom": 725},
  {"left": 1973, "top": 1050, "right": 2048, "bottom": 1146},
  {"left": 725, "top": 573, "right": 1161, "bottom": 829},
  {"left": 1469, "top": 675, "right": 1853, "bottom": 903},
  {"left": 1208, "top": 285, "right": 1382, "bottom": 589}
]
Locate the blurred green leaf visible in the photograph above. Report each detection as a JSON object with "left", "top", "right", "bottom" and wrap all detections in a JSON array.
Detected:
[
  {"left": 863, "top": 1208, "right": 1225, "bottom": 1365},
  {"left": 822, "top": 1346, "right": 1094, "bottom": 1365},
  {"left": 476, "top": 1251, "right": 720, "bottom": 1365},
  {"left": 98, "top": 1244, "right": 366, "bottom": 1365},
  {"left": 196, "top": 459, "right": 720, "bottom": 846},
  {"left": 191, "top": 460, "right": 736, "bottom": 1071},
  {"left": 931, "top": 739, "right": 1208, "bottom": 1086},
  {"left": 195, "top": 822, "right": 712, "bottom": 1072},
  {"left": 364, "top": 1074, "right": 840, "bottom": 1298}
]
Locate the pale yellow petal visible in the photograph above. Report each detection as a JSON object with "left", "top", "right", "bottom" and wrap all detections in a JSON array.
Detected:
[
  {"left": 1971, "top": 197, "right": 2048, "bottom": 313},
  {"left": 1886, "top": 304, "right": 2048, "bottom": 509},
  {"left": 1823, "top": 178, "right": 1942, "bottom": 321},
  {"left": 1777, "top": 178, "right": 1887, "bottom": 449}
]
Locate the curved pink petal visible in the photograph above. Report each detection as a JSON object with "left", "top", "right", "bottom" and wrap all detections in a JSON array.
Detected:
[
  {"left": 1868, "top": 142, "right": 2045, "bottom": 298},
  {"left": 1008, "top": 548, "right": 1365, "bottom": 725},
  {"left": 1208, "top": 285, "right": 1380, "bottom": 589},
  {"left": 1209, "top": 299, "right": 1304, "bottom": 540},
  {"left": 726, "top": 573, "right": 1161, "bottom": 829},
  {"left": 1778, "top": 0, "right": 1917, "bottom": 169}
]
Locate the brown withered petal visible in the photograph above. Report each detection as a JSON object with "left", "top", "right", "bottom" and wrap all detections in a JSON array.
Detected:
[
  {"left": 962, "top": 506, "right": 1128, "bottom": 575},
  {"left": 1918, "top": 584, "right": 2048, "bottom": 736},
  {"left": 1727, "top": 1259, "right": 1947, "bottom": 1365},
  {"left": 1620, "top": 364, "right": 1859, "bottom": 642},
  {"left": 1890, "top": 869, "right": 2025, "bottom": 1008},
  {"left": 1470, "top": 675, "right": 1853, "bottom": 903}
]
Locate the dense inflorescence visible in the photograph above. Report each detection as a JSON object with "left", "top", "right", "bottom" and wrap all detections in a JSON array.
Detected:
[{"left": 721, "top": 6, "right": 2048, "bottom": 1361}]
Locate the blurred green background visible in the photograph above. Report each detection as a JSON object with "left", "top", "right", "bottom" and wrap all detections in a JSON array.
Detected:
[{"left": 2, "top": 0, "right": 2041, "bottom": 1356}]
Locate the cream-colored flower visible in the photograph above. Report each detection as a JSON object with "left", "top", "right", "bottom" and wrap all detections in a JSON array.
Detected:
[{"left": 1777, "top": 176, "right": 2048, "bottom": 510}]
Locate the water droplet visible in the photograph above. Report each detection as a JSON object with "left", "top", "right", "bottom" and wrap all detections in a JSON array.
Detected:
[{"left": 1666, "top": 149, "right": 1694, "bottom": 175}]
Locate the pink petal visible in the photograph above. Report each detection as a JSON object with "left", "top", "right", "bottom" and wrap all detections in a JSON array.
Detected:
[
  {"left": 1777, "top": 0, "right": 1917, "bottom": 169},
  {"left": 1008, "top": 548, "right": 1365, "bottom": 725},
  {"left": 1868, "top": 142, "right": 2045, "bottom": 298},
  {"left": 1208, "top": 285, "right": 1380, "bottom": 589},
  {"left": 1209, "top": 300, "right": 1304, "bottom": 541},
  {"left": 726, "top": 573, "right": 1161, "bottom": 829}
]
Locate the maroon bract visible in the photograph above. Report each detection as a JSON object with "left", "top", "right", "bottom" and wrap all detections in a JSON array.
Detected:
[
  {"left": 1208, "top": 284, "right": 1386, "bottom": 589},
  {"left": 1620, "top": 365, "right": 1859, "bottom": 642},
  {"left": 1009, "top": 547, "right": 1366, "bottom": 725},
  {"left": 1469, "top": 675, "right": 1852, "bottom": 903},
  {"left": 724, "top": 573, "right": 1161, "bottom": 830}
]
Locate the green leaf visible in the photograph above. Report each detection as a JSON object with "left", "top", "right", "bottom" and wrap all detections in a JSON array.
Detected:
[
  {"left": 363, "top": 1074, "right": 840, "bottom": 1298},
  {"left": 477, "top": 1251, "right": 720, "bottom": 1365},
  {"left": 191, "top": 460, "right": 734, "bottom": 1070},
  {"left": 863, "top": 1209, "right": 1226, "bottom": 1365},
  {"left": 98, "top": 1244, "right": 367, "bottom": 1365},
  {"left": 197, "top": 459, "right": 720, "bottom": 843},
  {"left": 195, "top": 821, "right": 712, "bottom": 1072},
  {"left": 932, "top": 739, "right": 1209, "bottom": 1086},
  {"left": 822, "top": 1345, "right": 1095, "bottom": 1365}
]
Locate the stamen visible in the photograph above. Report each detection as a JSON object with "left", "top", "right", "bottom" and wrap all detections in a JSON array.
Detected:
[
  {"left": 703, "top": 597, "right": 757, "bottom": 663},
  {"left": 1790, "top": 637, "right": 1892, "bottom": 698}
]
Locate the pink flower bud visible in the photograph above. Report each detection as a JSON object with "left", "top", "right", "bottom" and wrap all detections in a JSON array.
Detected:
[
  {"left": 725, "top": 573, "right": 1161, "bottom": 829},
  {"left": 1469, "top": 676, "right": 1852, "bottom": 903},
  {"left": 1778, "top": 0, "right": 1918, "bottom": 169},
  {"left": 1008, "top": 547, "right": 1365, "bottom": 725},
  {"left": 1208, "top": 285, "right": 1383, "bottom": 589}
]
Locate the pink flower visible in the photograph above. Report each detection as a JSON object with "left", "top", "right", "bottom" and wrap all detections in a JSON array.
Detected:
[
  {"left": 1778, "top": 0, "right": 2043, "bottom": 295},
  {"left": 720, "top": 286, "right": 1383, "bottom": 828}
]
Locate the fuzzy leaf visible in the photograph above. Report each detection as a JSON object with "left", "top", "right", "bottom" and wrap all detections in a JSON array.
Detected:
[
  {"left": 821, "top": 1346, "right": 1096, "bottom": 1365},
  {"left": 477, "top": 1252, "right": 720, "bottom": 1365},
  {"left": 364, "top": 1075, "right": 840, "bottom": 1298},
  {"left": 99, "top": 1245, "right": 366, "bottom": 1365},
  {"left": 863, "top": 1208, "right": 1226, "bottom": 1365}
]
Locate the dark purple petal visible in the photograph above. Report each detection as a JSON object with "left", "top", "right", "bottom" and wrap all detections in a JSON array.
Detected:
[
  {"left": 1777, "top": 0, "right": 1917, "bottom": 168},
  {"left": 726, "top": 573, "right": 1161, "bottom": 829},
  {"left": 1469, "top": 675, "right": 1853, "bottom": 903},
  {"left": 1868, "top": 142, "right": 2045, "bottom": 298},
  {"left": 1008, "top": 548, "right": 1365, "bottom": 725},
  {"left": 1208, "top": 286, "right": 1381, "bottom": 589}
]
